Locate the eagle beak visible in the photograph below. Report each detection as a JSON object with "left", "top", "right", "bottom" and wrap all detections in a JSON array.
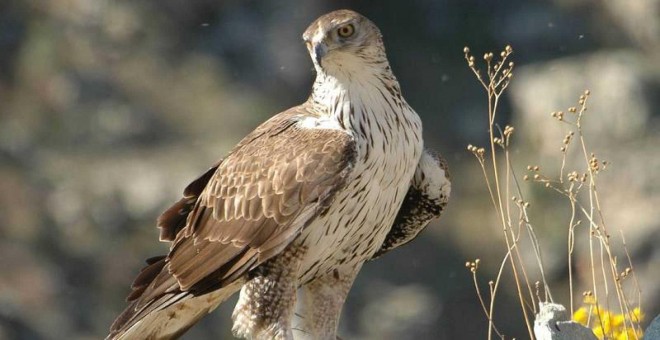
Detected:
[{"left": 313, "top": 42, "right": 328, "bottom": 66}]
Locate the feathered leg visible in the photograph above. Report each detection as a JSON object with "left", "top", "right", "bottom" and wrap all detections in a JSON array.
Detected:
[
  {"left": 293, "top": 265, "right": 361, "bottom": 340},
  {"left": 232, "top": 245, "right": 307, "bottom": 340}
]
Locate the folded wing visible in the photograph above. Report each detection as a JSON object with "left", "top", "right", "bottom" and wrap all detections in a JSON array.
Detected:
[{"left": 109, "top": 105, "right": 356, "bottom": 338}]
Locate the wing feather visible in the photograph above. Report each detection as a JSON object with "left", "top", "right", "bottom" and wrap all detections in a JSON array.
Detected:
[{"left": 110, "top": 106, "right": 356, "bottom": 338}]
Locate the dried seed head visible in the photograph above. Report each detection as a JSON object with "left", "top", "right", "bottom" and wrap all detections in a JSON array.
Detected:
[
  {"left": 552, "top": 111, "right": 565, "bottom": 121},
  {"left": 589, "top": 156, "right": 600, "bottom": 171}
]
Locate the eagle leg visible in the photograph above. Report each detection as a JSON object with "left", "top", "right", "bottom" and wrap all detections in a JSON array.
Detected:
[
  {"left": 231, "top": 244, "right": 307, "bottom": 340},
  {"left": 293, "top": 265, "right": 361, "bottom": 340}
]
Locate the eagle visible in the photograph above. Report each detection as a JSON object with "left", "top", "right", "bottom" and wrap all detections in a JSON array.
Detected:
[{"left": 108, "top": 9, "right": 450, "bottom": 340}]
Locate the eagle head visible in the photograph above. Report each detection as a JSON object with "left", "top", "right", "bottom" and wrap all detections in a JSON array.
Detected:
[{"left": 302, "top": 9, "right": 386, "bottom": 75}]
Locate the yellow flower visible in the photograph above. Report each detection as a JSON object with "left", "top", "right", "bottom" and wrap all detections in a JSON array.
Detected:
[
  {"left": 632, "top": 307, "right": 644, "bottom": 322},
  {"left": 572, "top": 302, "right": 644, "bottom": 339},
  {"left": 573, "top": 307, "right": 589, "bottom": 325},
  {"left": 597, "top": 310, "right": 612, "bottom": 335},
  {"left": 593, "top": 325, "right": 605, "bottom": 339},
  {"left": 611, "top": 313, "right": 625, "bottom": 328},
  {"left": 615, "top": 327, "right": 643, "bottom": 340}
]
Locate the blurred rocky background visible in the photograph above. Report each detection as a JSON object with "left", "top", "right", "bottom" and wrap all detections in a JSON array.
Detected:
[{"left": 0, "top": 0, "right": 658, "bottom": 339}]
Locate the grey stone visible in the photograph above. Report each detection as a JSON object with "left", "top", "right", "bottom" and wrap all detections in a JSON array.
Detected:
[{"left": 534, "top": 302, "right": 597, "bottom": 340}]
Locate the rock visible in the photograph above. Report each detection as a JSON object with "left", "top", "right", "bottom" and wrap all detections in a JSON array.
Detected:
[
  {"left": 534, "top": 302, "right": 597, "bottom": 340},
  {"left": 645, "top": 313, "right": 660, "bottom": 340}
]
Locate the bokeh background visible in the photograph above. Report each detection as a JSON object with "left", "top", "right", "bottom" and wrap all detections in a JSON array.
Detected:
[{"left": 0, "top": 0, "right": 658, "bottom": 339}]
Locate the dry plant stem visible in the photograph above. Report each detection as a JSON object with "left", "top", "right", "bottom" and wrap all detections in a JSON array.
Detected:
[
  {"left": 465, "top": 46, "right": 538, "bottom": 339},
  {"left": 472, "top": 271, "right": 504, "bottom": 338},
  {"left": 487, "top": 94, "right": 530, "bottom": 339},
  {"left": 574, "top": 97, "right": 636, "bottom": 338},
  {"left": 507, "top": 179, "right": 536, "bottom": 312},
  {"left": 513, "top": 206, "right": 537, "bottom": 312},
  {"left": 507, "top": 148, "right": 554, "bottom": 307},
  {"left": 563, "top": 95, "right": 605, "bottom": 337},
  {"left": 470, "top": 65, "right": 644, "bottom": 337},
  {"left": 490, "top": 251, "right": 510, "bottom": 340},
  {"left": 549, "top": 93, "right": 642, "bottom": 339},
  {"left": 620, "top": 232, "right": 643, "bottom": 335},
  {"left": 561, "top": 134, "right": 577, "bottom": 314},
  {"left": 486, "top": 65, "right": 534, "bottom": 340},
  {"left": 567, "top": 198, "right": 578, "bottom": 314}
]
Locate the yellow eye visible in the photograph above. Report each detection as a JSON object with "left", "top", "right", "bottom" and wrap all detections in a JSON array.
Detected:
[{"left": 337, "top": 24, "right": 355, "bottom": 38}]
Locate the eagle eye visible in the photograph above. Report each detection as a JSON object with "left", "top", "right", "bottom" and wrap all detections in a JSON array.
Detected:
[{"left": 337, "top": 24, "right": 355, "bottom": 38}]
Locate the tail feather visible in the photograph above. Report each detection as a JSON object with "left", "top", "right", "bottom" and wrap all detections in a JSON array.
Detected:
[
  {"left": 108, "top": 280, "right": 243, "bottom": 340},
  {"left": 108, "top": 254, "right": 244, "bottom": 339}
]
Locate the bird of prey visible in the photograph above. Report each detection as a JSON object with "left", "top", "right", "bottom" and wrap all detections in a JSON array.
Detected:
[{"left": 108, "top": 9, "right": 450, "bottom": 340}]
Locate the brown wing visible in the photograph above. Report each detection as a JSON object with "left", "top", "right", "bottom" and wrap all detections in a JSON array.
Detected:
[
  {"left": 110, "top": 105, "right": 356, "bottom": 336},
  {"left": 157, "top": 162, "right": 221, "bottom": 242},
  {"left": 168, "top": 107, "right": 356, "bottom": 292}
]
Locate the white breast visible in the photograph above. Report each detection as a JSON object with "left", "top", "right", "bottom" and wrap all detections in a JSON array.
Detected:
[{"left": 297, "top": 76, "right": 423, "bottom": 282}]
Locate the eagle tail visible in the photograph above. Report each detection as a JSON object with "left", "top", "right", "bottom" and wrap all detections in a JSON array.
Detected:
[
  {"left": 107, "top": 255, "right": 244, "bottom": 340},
  {"left": 107, "top": 283, "right": 241, "bottom": 340}
]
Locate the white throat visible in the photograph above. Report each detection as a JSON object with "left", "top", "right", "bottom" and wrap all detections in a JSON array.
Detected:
[
  {"left": 309, "top": 63, "right": 411, "bottom": 133},
  {"left": 308, "top": 61, "right": 423, "bottom": 170}
]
